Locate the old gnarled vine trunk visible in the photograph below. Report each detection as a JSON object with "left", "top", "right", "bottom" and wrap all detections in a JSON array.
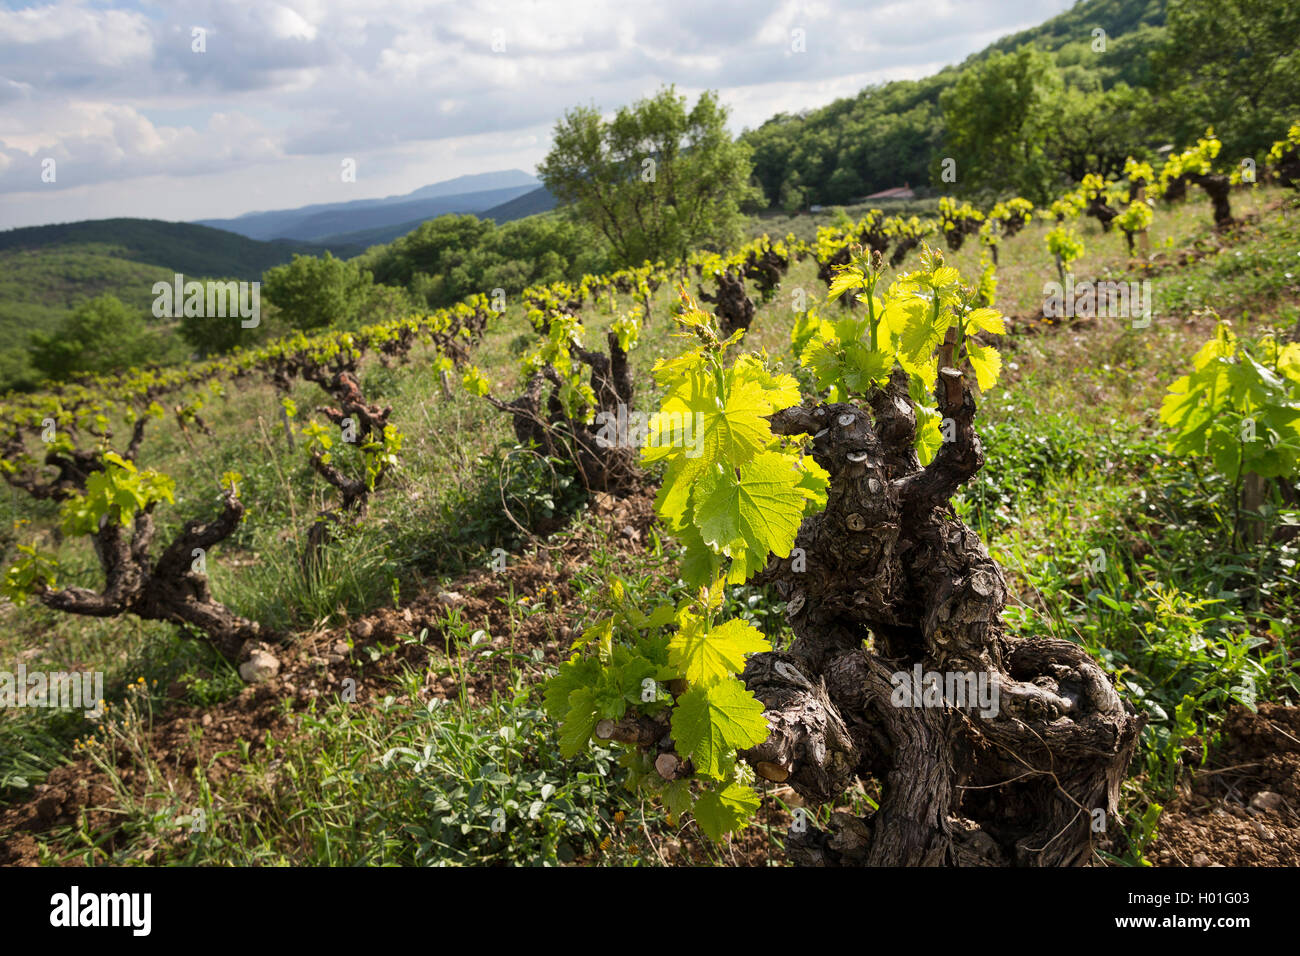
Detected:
[
  {"left": 486, "top": 330, "right": 641, "bottom": 496},
  {"left": 742, "top": 367, "right": 1142, "bottom": 866}
]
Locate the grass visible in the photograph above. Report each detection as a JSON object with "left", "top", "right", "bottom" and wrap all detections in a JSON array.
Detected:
[{"left": 1, "top": 185, "right": 1298, "bottom": 866}]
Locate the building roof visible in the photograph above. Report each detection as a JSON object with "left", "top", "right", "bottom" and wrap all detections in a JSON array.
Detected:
[{"left": 862, "top": 184, "right": 916, "bottom": 200}]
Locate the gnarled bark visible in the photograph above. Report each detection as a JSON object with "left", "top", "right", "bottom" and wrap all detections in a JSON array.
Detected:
[
  {"left": 485, "top": 330, "right": 641, "bottom": 497},
  {"left": 1186, "top": 172, "right": 1233, "bottom": 229},
  {"left": 738, "top": 368, "right": 1143, "bottom": 865},
  {"left": 698, "top": 271, "right": 756, "bottom": 337},
  {"left": 35, "top": 490, "right": 262, "bottom": 662}
]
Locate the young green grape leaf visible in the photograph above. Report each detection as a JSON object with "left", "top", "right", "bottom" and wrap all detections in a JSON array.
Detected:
[
  {"left": 693, "top": 781, "right": 762, "bottom": 841},
  {"left": 559, "top": 686, "right": 601, "bottom": 758},
  {"left": 670, "top": 677, "right": 770, "bottom": 780},
  {"left": 965, "top": 341, "right": 1002, "bottom": 391},
  {"left": 695, "top": 450, "right": 821, "bottom": 584},
  {"left": 668, "top": 615, "right": 771, "bottom": 685}
]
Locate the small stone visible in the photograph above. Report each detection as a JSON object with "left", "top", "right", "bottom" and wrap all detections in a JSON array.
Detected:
[
  {"left": 1252, "top": 820, "right": 1274, "bottom": 842},
  {"left": 201, "top": 713, "right": 213, "bottom": 727},
  {"left": 1192, "top": 852, "right": 1210, "bottom": 867},
  {"left": 239, "top": 649, "right": 280, "bottom": 683},
  {"left": 435, "top": 590, "right": 464, "bottom": 606},
  {"left": 350, "top": 620, "right": 373, "bottom": 639},
  {"left": 1250, "top": 791, "right": 1283, "bottom": 813}
]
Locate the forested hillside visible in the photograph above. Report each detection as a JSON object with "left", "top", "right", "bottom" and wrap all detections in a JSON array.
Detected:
[
  {"left": 0, "top": 220, "right": 338, "bottom": 391},
  {"left": 740, "top": 0, "right": 1297, "bottom": 209}
]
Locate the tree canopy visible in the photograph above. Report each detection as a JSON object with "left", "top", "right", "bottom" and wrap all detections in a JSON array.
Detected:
[
  {"left": 29, "top": 295, "right": 160, "bottom": 381},
  {"left": 538, "top": 86, "right": 761, "bottom": 266}
]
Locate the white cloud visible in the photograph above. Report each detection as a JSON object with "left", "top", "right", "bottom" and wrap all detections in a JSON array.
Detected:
[{"left": 0, "top": 0, "right": 1076, "bottom": 228}]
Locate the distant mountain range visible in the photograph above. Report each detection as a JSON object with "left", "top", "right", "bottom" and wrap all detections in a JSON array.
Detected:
[
  {"left": 314, "top": 185, "right": 558, "bottom": 249},
  {"left": 0, "top": 218, "right": 331, "bottom": 279},
  {"left": 195, "top": 170, "right": 543, "bottom": 242}
]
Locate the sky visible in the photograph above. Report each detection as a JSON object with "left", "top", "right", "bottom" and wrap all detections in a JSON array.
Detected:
[{"left": 0, "top": 0, "right": 1076, "bottom": 230}]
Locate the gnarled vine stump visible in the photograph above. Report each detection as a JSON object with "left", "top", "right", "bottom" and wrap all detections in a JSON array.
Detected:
[
  {"left": 698, "top": 271, "right": 756, "bottom": 336},
  {"left": 741, "top": 367, "right": 1142, "bottom": 866},
  {"left": 486, "top": 330, "right": 641, "bottom": 497},
  {"left": 34, "top": 489, "right": 262, "bottom": 662}
]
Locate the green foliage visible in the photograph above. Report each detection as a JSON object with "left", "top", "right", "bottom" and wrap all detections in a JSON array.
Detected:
[
  {"left": 361, "top": 424, "right": 404, "bottom": 491},
  {"left": 802, "top": 244, "right": 1007, "bottom": 461},
  {"left": 1115, "top": 198, "right": 1154, "bottom": 235},
  {"left": 1154, "top": 0, "right": 1300, "bottom": 161},
  {"left": 0, "top": 545, "right": 58, "bottom": 606},
  {"left": 358, "top": 213, "right": 610, "bottom": 309},
  {"left": 0, "top": 221, "right": 334, "bottom": 389},
  {"left": 1040, "top": 82, "right": 1157, "bottom": 182},
  {"left": 643, "top": 302, "right": 824, "bottom": 586},
  {"left": 1046, "top": 225, "right": 1086, "bottom": 276},
  {"left": 937, "top": 47, "right": 1064, "bottom": 203},
  {"left": 261, "top": 252, "right": 375, "bottom": 331},
  {"left": 543, "top": 579, "right": 769, "bottom": 841},
  {"left": 58, "top": 453, "right": 176, "bottom": 537},
  {"left": 28, "top": 295, "right": 162, "bottom": 383},
  {"left": 743, "top": 75, "right": 948, "bottom": 208},
  {"left": 539, "top": 86, "right": 762, "bottom": 266},
  {"left": 1160, "top": 321, "right": 1300, "bottom": 482}
]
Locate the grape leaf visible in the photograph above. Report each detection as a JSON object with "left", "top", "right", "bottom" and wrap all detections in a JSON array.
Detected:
[
  {"left": 965, "top": 307, "right": 1006, "bottom": 335},
  {"left": 693, "top": 782, "right": 762, "bottom": 841},
  {"left": 559, "top": 687, "right": 600, "bottom": 758},
  {"left": 668, "top": 616, "right": 771, "bottom": 685},
  {"left": 966, "top": 342, "right": 1002, "bottom": 391},
  {"left": 670, "top": 677, "right": 770, "bottom": 779},
  {"left": 695, "top": 450, "right": 819, "bottom": 584}
]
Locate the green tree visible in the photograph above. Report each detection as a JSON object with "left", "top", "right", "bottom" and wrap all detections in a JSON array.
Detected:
[
  {"left": 29, "top": 295, "right": 159, "bottom": 381},
  {"left": 538, "top": 86, "right": 762, "bottom": 266},
  {"left": 177, "top": 277, "right": 276, "bottom": 357},
  {"left": 262, "top": 252, "right": 373, "bottom": 331},
  {"left": 1154, "top": 0, "right": 1300, "bottom": 160},
  {"left": 936, "top": 47, "right": 1063, "bottom": 203},
  {"left": 1041, "top": 82, "right": 1157, "bottom": 181}
]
